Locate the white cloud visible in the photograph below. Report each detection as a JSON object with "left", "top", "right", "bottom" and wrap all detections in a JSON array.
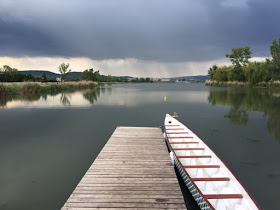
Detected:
[
  {"left": 0, "top": 56, "right": 268, "bottom": 78},
  {"left": 0, "top": 56, "right": 235, "bottom": 77}
]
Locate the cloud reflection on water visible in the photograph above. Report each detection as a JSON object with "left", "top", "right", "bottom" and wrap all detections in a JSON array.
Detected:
[{"left": 2, "top": 84, "right": 209, "bottom": 109}]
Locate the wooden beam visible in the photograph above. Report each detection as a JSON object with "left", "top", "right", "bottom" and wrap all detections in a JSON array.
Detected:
[
  {"left": 204, "top": 194, "right": 243, "bottom": 199},
  {"left": 173, "top": 148, "right": 205, "bottom": 150},
  {"left": 168, "top": 136, "right": 193, "bottom": 139},
  {"left": 166, "top": 132, "right": 189, "bottom": 134},
  {"left": 192, "top": 177, "right": 230, "bottom": 181},
  {"left": 177, "top": 155, "right": 212, "bottom": 158},
  {"left": 170, "top": 142, "right": 198, "bottom": 144},
  {"left": 184, "top": 165, "right": 220, "bottom": 168},
  {"left": 165, "top": 128, "right": 185, "bottom": 130},
  {"left": 165, "top": 125, "right": 180, "bottom": 127}
]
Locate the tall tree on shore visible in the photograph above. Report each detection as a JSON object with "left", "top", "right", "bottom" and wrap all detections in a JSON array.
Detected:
[
  {"left": 225, "top": 47, "right": 251, "bottom": 81},
  {"left": 59, "top": 63, "right": 71, "bottom": 82},
  {"left": 81, "top": 69, "right": 100, "bottom": 81},
  {"left": 41, "top": 72, "right": 47, "bottom": 82},
  {"left": 226, "top": 47, "right": 252, "bottom": 67},
  {"left": 270, "top": 38, "right": 280, "bottom": 78},
  {"left": 208, "top": 65, "right": 218, "bottom": 80}
]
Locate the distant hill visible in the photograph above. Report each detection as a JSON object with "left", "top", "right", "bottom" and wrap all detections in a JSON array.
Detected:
[
  {"left": 19, "top": 70, "right": 81, "bottom": 80},
  {"left": 19, "top": 70, "right": 209, "bottom": 82},
  {"left": 170, "top": 75, "right": 210, "bottom": 81}
]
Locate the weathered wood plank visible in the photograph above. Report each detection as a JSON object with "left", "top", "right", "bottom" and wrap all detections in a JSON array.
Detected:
[
  {"left": 67, "top": 198, "right": 185, "bottom": 203},
  {"left": 61, "top": 127, "right": 186, "bottom": 209},
  {"left": 86, "top": 169, "right": 175, "bottom": 173},
  {"left": 62, "top": 208, "right": 185, "bottom": 210},
  {"left": 83, "top": 175, "right": 176, "bottom": 178},
  {"left": 64, "top": 202, "right": 186, "bottom": 208},
  {"left": 80, "top": 180, "right": 178, "bottom": 184},
  {"left": 72, "top": 190, "right": 183, "bottom": 195},
  {"left": 70, "top": 194, "right": 183, "bottom": 199},
  {"left": 77, "top": 183, "right": 184, "bottom": 187},
  {"left": 75, "top": 186, "right": 182, "bottom": 190},
  {"left": 91, "top": 160, "right": 171, "bottom": 164}
]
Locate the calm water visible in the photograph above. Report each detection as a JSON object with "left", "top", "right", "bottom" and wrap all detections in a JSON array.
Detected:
[{"left": 0, "top": 83, "right": 279, "bottom": 210}]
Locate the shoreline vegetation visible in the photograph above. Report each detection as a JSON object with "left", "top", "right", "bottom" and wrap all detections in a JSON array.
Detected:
[
  {"left": 206, "top": 38, "right": 280, "bottom": 88},
  {"left": 205, "top": 80, "right": 280, "bottom": 88},
  {"left": 0, "top": 81, "right": 98, "bottom": 96},
  {"left": 0, "top": 62, "right": 152, "bottom": 97}
]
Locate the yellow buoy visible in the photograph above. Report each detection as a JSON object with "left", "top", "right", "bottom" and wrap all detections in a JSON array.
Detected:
[{"left": 164, "top": 96, "right": 166, "bottom": 101}]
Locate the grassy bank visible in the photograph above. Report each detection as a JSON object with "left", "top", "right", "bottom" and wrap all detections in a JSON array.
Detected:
[
  {"left": 205, "top": 80, "right": 280, "bottom": 88},
  {"left": 0, "top": 81, "right": 98, "bottom": 96}
]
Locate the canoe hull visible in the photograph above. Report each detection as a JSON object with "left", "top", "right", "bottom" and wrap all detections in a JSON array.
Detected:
[{"left": 164, "top": 114, "right": 260, "bottom": 210}]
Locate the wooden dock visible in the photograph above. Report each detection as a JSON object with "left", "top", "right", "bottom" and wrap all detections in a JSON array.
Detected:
[{"left": 62, "top": 127, "right": 186, "bottom": 209}]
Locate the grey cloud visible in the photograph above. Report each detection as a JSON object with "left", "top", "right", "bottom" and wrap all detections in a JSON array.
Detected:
[
  {"left": 0, "top": 19, "right": 60, "bottom": 57},
  {"left": 0, "top": 0, "right": 279, "bottom": 62}
]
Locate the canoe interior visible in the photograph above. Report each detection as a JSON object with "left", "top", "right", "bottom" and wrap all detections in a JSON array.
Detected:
[{"left": 164, "top": 114, "right": 260, "bottom": 210}]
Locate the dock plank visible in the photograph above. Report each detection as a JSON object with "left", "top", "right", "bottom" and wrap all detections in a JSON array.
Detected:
[{"left": 61, "top": 127, "right": 186, "bottom": 209}]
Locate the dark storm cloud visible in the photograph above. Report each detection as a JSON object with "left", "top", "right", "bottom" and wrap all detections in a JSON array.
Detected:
[
  {"left": 0, "top": 19, "right": 61, "bottom": 57},
  {"left": 0, "top": 0, "right": 279, "bottom": 61}
]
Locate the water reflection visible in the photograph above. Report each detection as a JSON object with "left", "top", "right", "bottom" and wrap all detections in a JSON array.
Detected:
[
  {"left": 0, "top": 88, "right": 101, "bottom": 108},
  {"left": 224, "top": 108, "right": 248, "bottom": 126},
  {"left": 208, "top": 88, "right": 280, "bottom": 142},
  {"left": 83, "top": 88, "right": 100, "bottom": 104},
  {"left": 1, "top": 84, "right": 210, "bottom": 109},
  {"left": 60, "top": 93, "right": 71, "bottom": 106},
  {"left": 1, "top": 94, "right": 41, "bottom": 108},
  {"left": 0, "top": 83, "right": 279, "bottom": 210}
]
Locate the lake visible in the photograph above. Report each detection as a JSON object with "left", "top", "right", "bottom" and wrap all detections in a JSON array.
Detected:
[{"left": 0, "top": 83, "right": 279, "bottom": 209}]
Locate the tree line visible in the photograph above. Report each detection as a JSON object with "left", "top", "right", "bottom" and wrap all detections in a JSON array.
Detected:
[
  {"left": 0, "top": 63, "right": 153, "bottom": 83},
  {"left": 0, "top": 65, "right": 35, "bottom": 82},
  {"left": 80, "top": 68, "right": 129, "bottom": 82},
  {"left": 131, "top": 77, "right": 153, "bottom": 83},
  {"left": 208, "top": 38, "right": 280, "bottom": 85}
]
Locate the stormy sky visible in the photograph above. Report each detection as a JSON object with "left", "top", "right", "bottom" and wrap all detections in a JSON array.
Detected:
[{"left": 0, "top": 0, "right": 279, "bottom": 77}]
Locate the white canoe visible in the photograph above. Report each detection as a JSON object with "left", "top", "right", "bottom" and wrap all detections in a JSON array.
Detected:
[{"left": 164, "top": 114, "right": 260, "bottom": 210}]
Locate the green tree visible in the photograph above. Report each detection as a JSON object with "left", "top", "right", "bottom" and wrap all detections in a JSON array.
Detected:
[
  {"left": 59, "top": 63, "right": 71, "bottom": 82},
  {"left": 213, "top": 66, "right": 231, "bottom": 82},
  {"left": 41, "top": 72, "right": 47, "bottom": 82},
  {"left": 2, "top": 65, "right": 17, "bottom": 72},
  {"left": 243, "top": 61, "right": 272, "bottom": 84},
  {"left": 131, "top": 78, "right": 139, "bottom": 83},
  {"left": 226, "top": 47, "right": 252, "bottom": 67},
  {"left": 270, "top": 38, "right": 280, "bottom": 78},
  {"left": 81, "top": 69, "right": 100, "bottom": 81},
  {"left": 228, "top": 65, "right": 245, "bottom": 81},
  {"left": 0, "top": 65, "right": 22, "bottom": 82},
  {"left": 81, "top": 69, "right": 93, "bottom": 81},
  {"left": 145, "top": 77, "right": 151, "bottom": 82},
  {"left": 25, "top": 73, "right": 35, "bottom": 82},
  {"left": 225, "top": 47, "right": 252, "bottom": 82},
  {"left": 93, "top": 70, "right": 100, "bottom": 81},
  {"left": 208, "top": 65, "right": 218, "bottom": 80}
]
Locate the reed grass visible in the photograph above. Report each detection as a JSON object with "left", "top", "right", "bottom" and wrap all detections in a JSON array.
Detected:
[
  {"left": 268, "top": 80, "right": 280, "bottom": 88},
  {"left": 205, "top": 80, "right": 280, "bottom": 88},
  {"left": 0, "top": 81, "right": 98, "bottom": 95}
]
